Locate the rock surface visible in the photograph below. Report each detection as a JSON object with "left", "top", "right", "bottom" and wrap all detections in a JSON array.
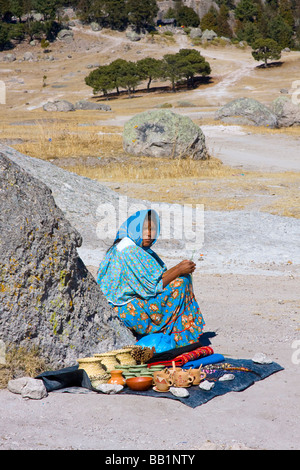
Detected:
[
  {"left": 43, "top": 100, "right": 75, "bottom": 112},
  {"left": 123, "top": 109, "right": 208, "bottom": 160},
  {"left": 0, "top": 153, "right": 135, "bottom": 369},
  {"left": 8, "top": 377, "right": 48, "bottom": 399},
  {"left": 74, "top": 100, "right": 111, "bottom": 111},
  {"left": 215, "top": 97, "right": 278, "bottom": 128},
  {"left": 57, "top": 29, "right": 74, "bottom": 42},
  {"left": 201, "top": 29, "right": 217, "bottom": 41}
]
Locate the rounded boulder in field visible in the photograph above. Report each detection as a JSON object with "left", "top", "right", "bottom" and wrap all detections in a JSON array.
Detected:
[
  {"left": 123, "top": 109, "right": 208, "bottom": 160},
  {"left": 215, "top": 97, "right": 278, "bottom": 128}
]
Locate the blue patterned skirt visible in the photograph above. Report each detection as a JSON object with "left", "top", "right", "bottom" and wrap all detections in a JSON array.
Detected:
[{"left": 113, "top": 274, "right": 205, "bottom": 347}]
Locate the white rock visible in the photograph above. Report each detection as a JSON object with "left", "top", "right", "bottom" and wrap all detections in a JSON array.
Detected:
[
  {"left": 199, "top": 380, "right": 215, "bottom": 391},
  {"left": 169, "top": 387, "right": 189, "bottom": 398},
  {"left": 8, "top": 377, "right": 29, "bottom": 394},
  {"left": 22, "top": 378, "right": 48, "bottom": 399},
  {"left": 252, "top": 353, "right": 273, "bottom": 364},
  {"left": 8, "top": 377, "right": 47, "bottom": 399},
  {"left": 96, "top": 384, "right": 123, "bottom": 394},
  {"left": 219, "top": 373, "right": 235, "bottom": 381}
]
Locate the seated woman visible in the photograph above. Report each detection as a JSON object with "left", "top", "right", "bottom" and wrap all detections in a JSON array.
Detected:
[{"left": 97, "top": 209, "right": 205, "bottom": 347}]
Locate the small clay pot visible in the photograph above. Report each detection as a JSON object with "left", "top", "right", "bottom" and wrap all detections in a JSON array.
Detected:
[{"left": 108, "top": 370, "right": 126, "bottom": 386}]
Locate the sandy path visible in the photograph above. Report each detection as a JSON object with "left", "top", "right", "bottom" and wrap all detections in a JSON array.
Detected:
[{"left": 201, "top": 125, "right": 300, "bottom": 172}]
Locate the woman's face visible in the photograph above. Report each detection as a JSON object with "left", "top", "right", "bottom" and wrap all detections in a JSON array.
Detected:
[{"left": 142, "top": 215, "right": 157, "bottom": 247}]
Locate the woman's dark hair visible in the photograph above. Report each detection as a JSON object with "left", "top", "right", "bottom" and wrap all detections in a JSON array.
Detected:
[{"left": 105, "top": 238, "right": 120, "bottom": 254}]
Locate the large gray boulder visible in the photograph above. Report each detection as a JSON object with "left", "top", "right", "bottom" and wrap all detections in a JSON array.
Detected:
[
  {"left": 0, "top": 153, "right": 135, "bottom": 369},
  {"left": 215, "top": 97, "right": 278, "bottom": 128},
  {"left": 201, "top": 29, "right": 217, "bottom": 41},
  {"left": 270, "top": 96, "right": 300, "bottom": 127},
  {"left": 57, "top": 29, "right": 74, "bottom": 42},
  {"left": 74, "top": 100, "right": 111, "bottom": 111},
  {"left": 123, "top": 109, "right": 208, "bottom": 160},
  {"left": 189, "top": 28, "right": 202, "bottom": 39}
]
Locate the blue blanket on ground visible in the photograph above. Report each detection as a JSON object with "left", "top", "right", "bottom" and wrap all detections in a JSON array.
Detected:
[{"left": 37, "top": 357, "right": 283, "bottom": 408}]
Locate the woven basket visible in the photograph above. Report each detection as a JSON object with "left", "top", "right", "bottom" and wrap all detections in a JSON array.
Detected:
[
  {"left": 116, "top": 349, "right": 136, "bottom": 366},
  {"left": 90, "top": 373, "right": 111, "bottom": 387},
  {"left": 93, "top": 352, "right": 120, "bottom": 371},
  {"left": 77, "top": 357, "right": 106, "bottom": 377}
]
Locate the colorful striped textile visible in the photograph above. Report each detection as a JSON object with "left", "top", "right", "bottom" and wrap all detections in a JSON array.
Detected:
[{"left": 147, "top": 346, "right": 214, "bottom": 367}]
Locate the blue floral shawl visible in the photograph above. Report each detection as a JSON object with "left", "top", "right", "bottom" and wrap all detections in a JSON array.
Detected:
[{"left": 97, "top": 210, "right": 167, "bottom": 306}]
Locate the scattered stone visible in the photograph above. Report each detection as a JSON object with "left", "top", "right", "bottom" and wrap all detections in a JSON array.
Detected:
[
  {"left": 123, "top": 109, "right": 208, "bottom": 160},
  {"left": 125, "top": 27, "right": 141, "bottom": 41},
  {"left": 169, "top": 387, "right": 190, "bottom": 398},
  {"left": 90, "top": 22, "right": 101, "bottom": 31},
  {"left": 23, "top": 51, "right": 34, "bottom": 61},
  {"left": 189, "top": 28, "right": 202, "bottom": 39},
  {"left": 57, "top": 29, "right": 74, "bottom": 43},
  {"left": 219, "top": 373, "right": 235, "bottom": 381},
  {"left": 252, "top": 353, "right": 273, "bottom": 364},
  {"left": 215, "top": 97, "right": 278, "bottom": 128},
  {"left": 2, "top": 53, "right": 16, "bottom": 62},
  {"left": 31, "top": 12, "right": 43, "bottom": 22},
  {"left": 74, "top": 100, "right": 111, "bottom": 111},
  {"left": 201, "top": 29, "right": 217, "bottom": 41},
  {"left": 96, "top": 384, "right": 123, "bottom": 394},
  {"left": 220, "top": 36, "right": 231, "bottom": 43},
  {"left": 8, "top": 377, "right": 48, "bottom": 399},
  {"left": 199, "top": 380, "right": 215, "bottom": 391}
]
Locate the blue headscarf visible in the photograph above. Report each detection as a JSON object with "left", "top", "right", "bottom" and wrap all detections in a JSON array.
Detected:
[
  {"left": 97, "top": 210, "right": 167, "bottom": 306},
  {"left": 115, "top": 209, "right": 160, "bottom": 248}
]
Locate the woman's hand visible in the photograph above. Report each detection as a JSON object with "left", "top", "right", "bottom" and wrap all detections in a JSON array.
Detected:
[
  {"left": 176, "top": 260, "right": 196, "bottom": 276},
  {"left": 162, "top": 260, "right": 196, "bottom": 288}
]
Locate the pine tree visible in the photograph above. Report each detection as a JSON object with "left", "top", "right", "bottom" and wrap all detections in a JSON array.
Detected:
[
  {"left": 200, "top": 6, "right": 218, "bottom": 31},
  {"left": 278, "top": 0, "right": 294, "bottom": 28},
  {"left": 136, "top": 57, "right": 163, "bottom": 91},
  {"left": 216, "top": 4, "right": 232, "bottom": 37},
  {"left": 251, "top": 37, "right": 282, "bottom": 66},
  {"left": 234, "top": 0, "right": 259, "bottom": 22},
  {"left": 268, "top": 14, "right": 293, "bottom": 47},
  {"left": 126, "top": 0, "right": 158, "bottom": 31}
]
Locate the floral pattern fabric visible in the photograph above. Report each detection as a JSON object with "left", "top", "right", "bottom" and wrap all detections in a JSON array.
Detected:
[{"left": 113, "top": 274, "right": 205, "bottom": 347}]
